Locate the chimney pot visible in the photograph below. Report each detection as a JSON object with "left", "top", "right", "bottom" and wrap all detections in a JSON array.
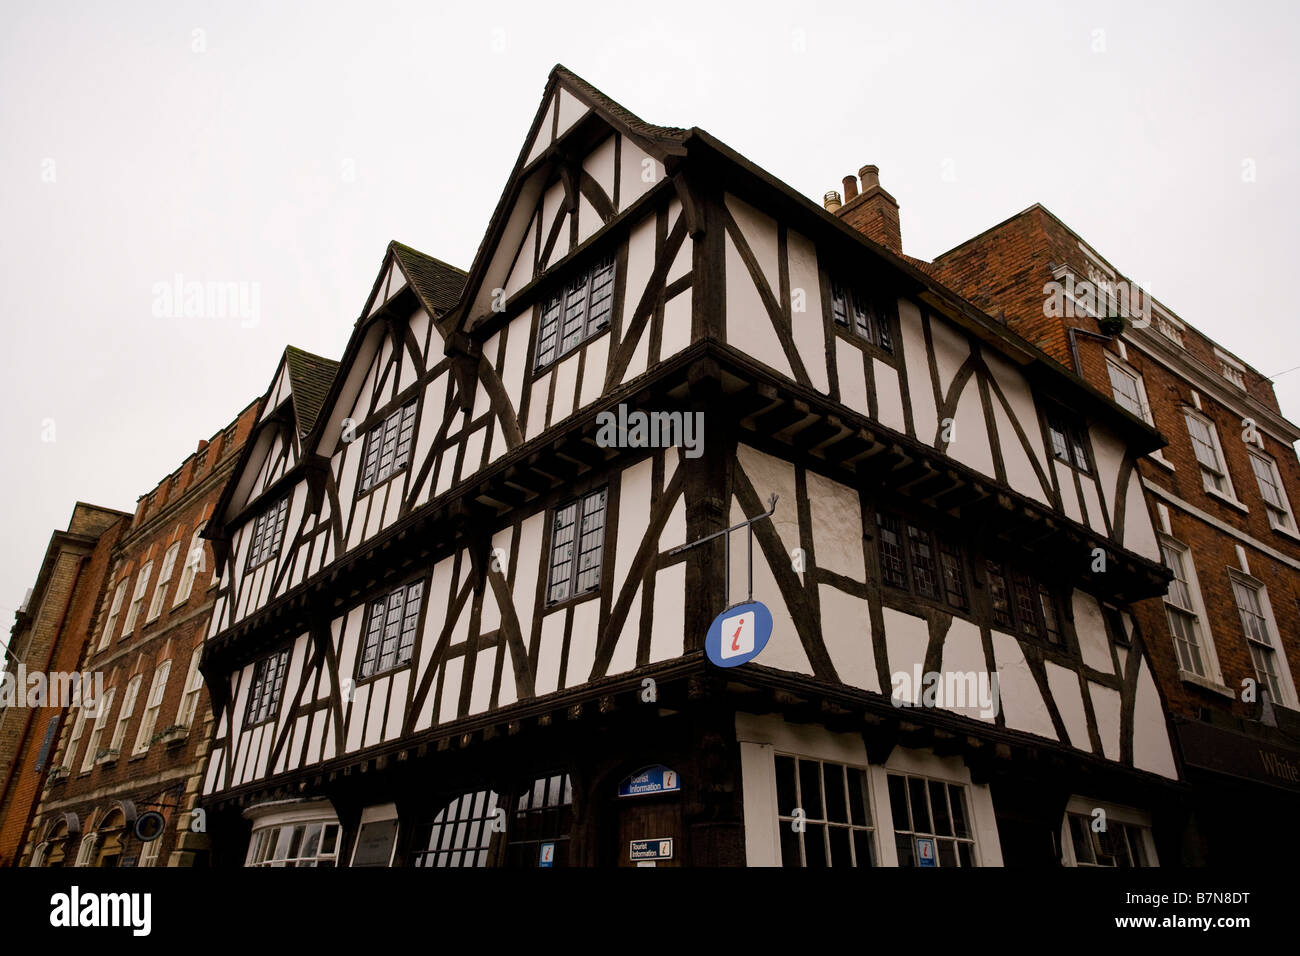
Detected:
[
  {"left": 842, "top": 175, "right": 859, "bottom": 201},
  {"left": 859, "top": 165, "right": 880, "bottom": 191},
  {"left": 823, "top": 190, "right": 842, "bottom": 212},
  {"left": 196, "top": 439, "right": 209, "bottom": 453}
]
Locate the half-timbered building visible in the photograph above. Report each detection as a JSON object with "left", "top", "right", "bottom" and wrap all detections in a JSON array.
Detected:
[{"left": 197, "top": 66, "right": 1183, "bottom": 868}]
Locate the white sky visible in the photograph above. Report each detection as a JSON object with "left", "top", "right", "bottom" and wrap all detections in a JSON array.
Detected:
[{"left": 2, "top": 0, "right": 1298, "bottom": 625}]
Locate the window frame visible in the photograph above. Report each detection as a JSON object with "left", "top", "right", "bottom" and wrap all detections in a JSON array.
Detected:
[
  {"left": 80, "top": 687, "right": 116, "bottom": 772},
  {"left": 1228, "top": 570, "right": 1296, "bottom": 709},
  {"left": 1157, "top": 535, "right": 1223, "bottom": 685},
  {"left": 774, "top": 753, "right": 877, "bottom": 868},
  {"left": 357, "top": 398, "right": 419, "bottom": 496},
  {"left": 1060, "top": 797, "right": 1158, "bottom": 867},
  {"left": 172, "top": 525, "right": 206, "bottom": 607},
  {"left": 1045, "top": 409, "right": 1092, "bottom": 474},
  {"left": 504, "top": 772, "right": 574, "bottom": 868},
  {"left": 109, "top": 674, "right": 143, "bottom": 755},
  {"left": 411, "top": 790, "right": 502, "bottom": 868},
  {"left": 545, "top": 487, "right": 609, "bottom": 607},
  {"left": 176, "top": 644, "right": 205, "bottom": 728},
  {"left": 983, "top": 558, "right": 1068, "bottom": 650},
  {"left": 98, "top": 579, "right": 129, "bottom": 651},
  {"left": 533, "top": 256, "right": 616, "bottom": 372},
  {"left": 146, "top": 543, "right": 181, "bottom": 623},
  {"left": 885, "top": 770, "right": 978, "bottom": 867},
  {"left": 246, "top": 820, "right": 342, "bottom": 868},
  {"left": 356, "top": 578, "right": 426, "bottom": 680},
  {"left": 244, "top": 648, "right": 290, "bottom": 727},
  {"left": 245, "top": 497, "right": 289, "bottom": 572},
  {"left": 1183, "top": 409, "right": 1237, "bottom": 501},
  {"left": 828, "top": 275, "right": 895, "bottom": 355},
  {"left": 1248, "top": 449, "right": 1294, "bottom": 533},
  {"left": 121, "top": 562, "right": 153, "bottom": 636},
  {"left": 132, "top": 660, "right": 171, "bottom": 755},
  {"left": 875, "top": 510, "right": 969, "bottom": 614}
]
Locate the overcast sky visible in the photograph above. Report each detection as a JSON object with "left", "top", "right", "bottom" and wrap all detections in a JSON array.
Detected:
[{"left": 2, "top": 0, "right": 1297, "bottom": 626}]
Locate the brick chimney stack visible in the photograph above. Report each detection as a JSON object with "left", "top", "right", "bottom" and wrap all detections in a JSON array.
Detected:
[{"left": 833, "top": 164, "right": 902, "bottom": 254}]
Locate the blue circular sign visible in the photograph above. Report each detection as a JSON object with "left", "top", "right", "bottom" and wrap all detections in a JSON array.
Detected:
[{"left": 705, "top": 601, "right": 773, "bottom": 667}]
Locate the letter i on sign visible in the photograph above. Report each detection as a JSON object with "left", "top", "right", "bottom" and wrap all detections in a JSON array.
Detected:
[{"left": 720, "top": 610, "right": 755, "bottom": 660}]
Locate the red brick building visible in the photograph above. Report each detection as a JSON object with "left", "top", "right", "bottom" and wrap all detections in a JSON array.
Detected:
[
  {"left": 897, "top": 199, "right": 1300, "bottom": 863},
  {"left": 0, "top": 503, "right": 128, "bottom": 866},
  {"left": 17, "top": 398, "right": 262, "bottom": 867}
]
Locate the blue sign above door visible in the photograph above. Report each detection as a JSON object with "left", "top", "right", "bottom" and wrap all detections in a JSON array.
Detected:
[
  {"left": 705, "top": 602, "right": 773, "bottom": 668},
  {"left": 618, "top": 765, "right": 681, "bottom": 798}
]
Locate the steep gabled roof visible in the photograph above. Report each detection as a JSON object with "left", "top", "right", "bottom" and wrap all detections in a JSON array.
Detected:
[
  {"left": 283, "top": 346, "right": 339, "bottom": 438},
  {"left": 551, "top": 64, "right": 689, "bottom": 148},
  {"left": 389, "top": 242, "right": 467, "bottom": 317}
]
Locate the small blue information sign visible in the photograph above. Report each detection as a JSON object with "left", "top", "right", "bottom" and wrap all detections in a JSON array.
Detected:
[
  {"left": 539, "top": 842, "right": 555, "bottom": 867},
  {"left": 705, "top": 601, "right": 773, "bottom": 668},
  {"left": 916, "top": 837, "right": 937, "bottom": 867},
  {"left": 617, "top": 765, "right": 680, "bottom": 798}
]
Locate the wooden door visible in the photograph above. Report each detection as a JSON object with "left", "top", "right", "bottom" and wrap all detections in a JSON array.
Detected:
[{"left": 615, "top": 799, "right": 683, "bottom": 867}]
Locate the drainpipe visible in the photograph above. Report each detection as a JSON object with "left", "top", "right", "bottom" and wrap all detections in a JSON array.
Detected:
[{"left": 1067, "top": 326, "right": 1116, "bottom": 379}]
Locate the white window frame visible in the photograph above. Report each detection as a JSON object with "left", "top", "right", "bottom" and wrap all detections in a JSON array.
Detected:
[
  {"left": 1158, "top": 535, "right": 1226, "bottom": 688},
  {"left": 735, "top": 712, "right": 1003, "bottom": 868},
  {"left": 132, "top": 660, "right": 172, "bottom": 755},
  {"left": 1228, "top": 570, "right": 1298, "bottom": 710},
  {"left": 80, "top": 687, "right": 116, "bottom": 772},
  {"left": 1106, "top": 356, "right": 1151, "bottom": 423},
  {"left": 1247, "top": 449, "right": 1295, "bottom": 534},
  {"left": 146, "top": 544, "right": 180, "bottom": 622},
  {"left": 74, "top": 832, "right": 98, "bottom": 867},
  {"left": 121, "top": 561, "right": 154, "bottom": 636},
  {"left": 173, "top": 525, "right": 206, "bottom": 607},
  {"left": 63, "top": 705, "right": 87, "bottom": 772},
  {"left": 1060, "top": 796, "right": 1158, "bottom": 867},
  {"left": 109, "top": 675, "right": 142, "bottom": 755},
  {"left": 98, "top": 579, "right": 129, "bottom": 651},
  {"left": 1183, "top": 410, "right": 1239, "bottom": 504},
  {"left": 1106, "top": 356, "right": 1173, "bottom": 469},
  {"left": 177, "top": 644, "right": 205, "bottom": 727},
  {"left": 243, "top": 800, "right": 342, "bottom": 868},
  {"left": 137, "top": 827, "right": 166, "bottom": 867}
]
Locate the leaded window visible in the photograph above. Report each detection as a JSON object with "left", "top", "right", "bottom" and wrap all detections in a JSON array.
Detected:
[
  {"left": 246, "top": 497, "right": 288, "bottom": 570},
  {"left": 535, "top": 258, "right": 614, "bottom": 369},
  {"left": 876, "top": 511, "right": 967, "bottom": 611},
  {"left": 245, "top": 649, "right": 289, "bottom": 726},
  {"left": 359, "top": 399, "right": 418, "bottom": 494},
  {"left": 358, "top": 580, "right": 424, "bottom": 678},
  {"left": 830, "top": 279, "right": 892, "bottom": 351},
  {"left": 546, "top": 489, "right": 608, "bottom": 605}
]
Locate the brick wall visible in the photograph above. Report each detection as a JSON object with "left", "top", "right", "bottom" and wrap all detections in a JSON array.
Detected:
[
  {"left": 16, "top": 398, "right": 260, "bottom": 867},
  {"left": 0, "top": 507, "right": 125, "bottom": 866}
]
